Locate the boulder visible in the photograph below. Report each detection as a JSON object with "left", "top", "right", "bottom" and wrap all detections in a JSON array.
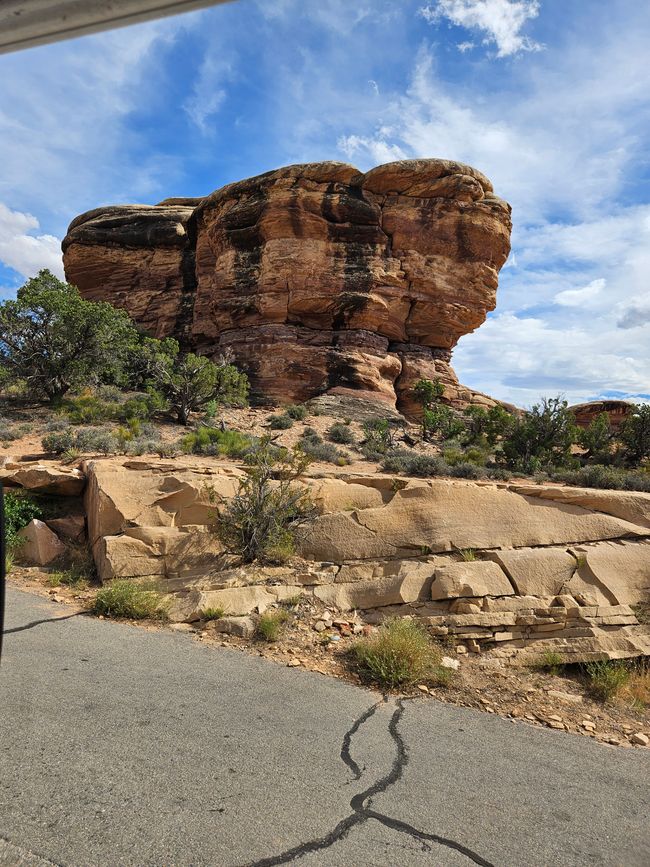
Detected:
[
  {"left": 212, "top": 616, "right": 256, "bottom": 638},
  {"left": 63, "top": 159, "right": 512, "bottom": 411},
  {"left": 45, "top": 515, "right": 86, "bottom": 542},
  {"left": 484, "top": 548, "right": 577, "bottom": 597},
  {"left": 571, "top": 540, "right": 650, "bottom": 606},
  {"left": 430, "top": 560, "right": 514, "bottom": 600},
  {"left": 17, "top": 519, "right": 66, "bottom": 565},
  {"left": 169, "top": 585, "right": 303, "bottom": 622},
  {"left": 307, "top": 478, "right": 384, "bottom": 514}
]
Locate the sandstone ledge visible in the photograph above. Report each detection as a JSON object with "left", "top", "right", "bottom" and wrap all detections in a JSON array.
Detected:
[{"left": 81, "top": 458, "right": 650, "bottom": 662}]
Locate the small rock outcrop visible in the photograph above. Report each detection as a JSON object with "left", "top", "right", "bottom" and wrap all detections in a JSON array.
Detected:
[{"left": 62, "top": 159, "right": 512, "bottom": 412}]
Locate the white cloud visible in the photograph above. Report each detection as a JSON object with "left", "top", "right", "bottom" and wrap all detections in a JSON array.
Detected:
[
  {"left": 420, "top": 0, "right": 542, "bottom": 57},
  {"left": 457, "top": 40, "right": 475, "bottom": 52},
  {"left": 554, "top": 278, "right": 605, "bottom": 307},
  {"left": 0, "top": 202, "right": 63, "bottom": 279}
]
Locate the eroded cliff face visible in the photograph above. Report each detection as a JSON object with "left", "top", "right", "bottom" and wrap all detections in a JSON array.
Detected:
[{"left": 62, "top": 159, "right": 512, "bottom": 410}]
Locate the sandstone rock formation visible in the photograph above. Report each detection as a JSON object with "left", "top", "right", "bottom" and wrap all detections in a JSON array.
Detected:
[
  {"left": 81, "top": 457, "right": 650, "bottom": 662},
  {"left": 63, "top": 159, "right": 512, "bottom": 412},
  {"left": 569, "top": 400, "right": 634, "bottom": 430}
]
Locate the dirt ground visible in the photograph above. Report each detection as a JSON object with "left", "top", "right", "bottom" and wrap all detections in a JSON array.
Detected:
[{"left": 9, "top": 566, "right": 649, "bottom": 751}]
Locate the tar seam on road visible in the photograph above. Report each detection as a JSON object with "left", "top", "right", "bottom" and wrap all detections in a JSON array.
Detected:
[
  {"left": 245, "top": 697, "right": 494, "bottom": 867},
  {"left": 3, "top": 612, "right": 84, "bottom": 634}
]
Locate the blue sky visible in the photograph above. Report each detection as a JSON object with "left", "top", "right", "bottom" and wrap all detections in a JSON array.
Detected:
[{"left": 0, "top": 0, "right": 649, "bottom": 407}]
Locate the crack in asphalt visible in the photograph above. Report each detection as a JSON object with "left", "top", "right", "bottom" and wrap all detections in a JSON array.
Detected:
[{"left": 246, "top": 697, "right": 494, "bottom": 867}]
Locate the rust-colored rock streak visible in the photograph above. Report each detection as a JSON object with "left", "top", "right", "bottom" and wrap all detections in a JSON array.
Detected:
[{"left": 63, "top": 160, "right": 512, "bottom": 410}]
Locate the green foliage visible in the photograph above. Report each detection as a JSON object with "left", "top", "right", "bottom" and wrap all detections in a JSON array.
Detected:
[
  {"left": 135, "top": 339, "right": 249, "bottom": 425},
  {"left": 285, "top": 404, "right": 307, "bottom": 420},
  {"left": 215, "top": 438, "right": 314, "bottom": 564},
  {"left": 619, "top": 404, "right": 650, "bottom": 465},
  {"left": 299, "top": 429, "right": 346, "bottom": 463},
  {"left": 268, "top": 413, "right": 294, "bottom": 430},
  {"left": 178, "top": 426, "right": 256, "bottom": 458},
  {"left": 423, "top": 404, "right": 466, "bottom": 441},
  {"left": 257, "top": 609, "right": 290, "bottom": 641},
  {"left": 583, "top": 660, "right": 631, "bottom": 702},
  {"left": 0, "top": 270, "right": 139, "bottom": 402},
  {"left": 413, "top": 377, "right": 444, "bottom": 406},
  {"left": 350, "top": 618, "right": 448, "bottom": 689},
  {"left": 552, "top": 464, "right": 650, "bottom": 493},
  {"left": 200, "top": 607, "right": 225, "bottom": 621},
  {"left": 463, "top": 404, "right": 513, "bottom": 446},
  {"left": 91, "top": 580, "right": 168, "bottom": 620},
  {"left": 327, "top": 422, "right": 355, "bottom": 445},
  {"left": 4, "top": 491, "right": 42, "bottom": 550},
  {"left": 532, "top": 650, "right": 565, "bottom": 676},
  {"left": 47, "top": 564, "right": 91, "bottom": 591},
  {"left": 502, "top": 396, "right": 578, "bottom": 472},
  {"left": 458, "top": 548, "right": 476, "bottom": 562},
  {"left": 382, "top": 450, "right": 447, "bottom": 477},
  {"left": 577, "top": 412, "right": 612, "bottom": 463},
  {"left": 63, "top": 392, "right": 118, "bottom": 424},
  {"left": 361, "top": 418, "right": 396, "bottom": 456}
]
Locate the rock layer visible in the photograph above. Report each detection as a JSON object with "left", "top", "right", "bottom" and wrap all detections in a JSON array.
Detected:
[
  {"left": 63, "top": 159, "right": 512, "bottom": 411},
  {"left": 80, "top": 457, "right": 650, "bottom": 662}
]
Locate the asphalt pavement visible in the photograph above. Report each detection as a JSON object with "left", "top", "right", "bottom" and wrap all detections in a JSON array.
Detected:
[{"left": 1, "top": 586, "right": 648, "bottom": 866}]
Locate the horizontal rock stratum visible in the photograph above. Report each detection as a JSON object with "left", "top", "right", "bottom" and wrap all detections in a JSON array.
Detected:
[
  {"left": 62, "top": 159, "right": 512, "bottom": 410},
  {"left": 75, "top": 457, "right": 650, "bottom": 663}
]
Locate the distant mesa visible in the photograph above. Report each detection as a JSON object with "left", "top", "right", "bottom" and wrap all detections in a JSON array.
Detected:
[{"left": 62, "top": 159, "right": 512, "bottom": 412}]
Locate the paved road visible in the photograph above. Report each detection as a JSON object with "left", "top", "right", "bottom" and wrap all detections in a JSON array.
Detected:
[{"left": 1, "top": 587, "right": 648, "bottom": 867}]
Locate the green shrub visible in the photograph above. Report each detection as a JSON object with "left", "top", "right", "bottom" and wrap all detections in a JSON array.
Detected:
[
  {"left": 299, "top": 438, "right": 343, "bottom": 463},
  {"left": 362, "top": 418, "right": 395, "bottom": 455},
  {"left": 583, "top": 660, "right": 631, "bottom": 702},
  {"left": 215, "top": 438, "right": 313, "bottom": 564},
  {"left": 4, "top": 491, "right": 42, "bottom": 550},
  {"left": 449, "top": 461, "right": 484, "bottom": 479},
  {"left": 350, "top": 618, "right": 448, "bottom": 689},
  {"left": 327, "top": 422, "right": 355, "bottom": 445},
  {"left": 502, "top": 396, "right": 578, "bottom": 472},
  {"left": 381, "top": 450, "right": 448, "bottom": 477},
  {"left": 268, "top": 413, "right": 294, "bottom": 430},
  {"left": 200, "top": 606, "right": 224, "bottom": 621},
  {"left": 285, "top": 404, "right": 307, "bottom": 420},
  {"left": 63, "top": 393, "right": 118, "bottom": 424},
  {"left": 179, "top": 427, "right": 256, "bottom": 458},
  {"left": 91, "top": 580, "right": 168, "bottom": 620},
  {"left": 42, "top": 428, "right": 76, "bottom": 454},
  {"left": 47, "top": 565, "right": 90, "bottom": 591},
  {"left": 531, "top": 650, "right": 565, "bottom": 676},
  {"left": 619, "top": 404, "right": 650, "bottom": 465},
  {"left": 552, "top": 464, "right": 650, "bottom": 493},
  {"left": 257, "top": 609, "right": 289, "bottom": 641}
]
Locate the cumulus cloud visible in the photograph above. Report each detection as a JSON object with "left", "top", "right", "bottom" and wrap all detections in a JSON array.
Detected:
[
  {"left": 0, "top": 203, "right": 63, "bottom": 279},
  {"left": 420, "top": 0, "right": 542, "bottom": 57},
  {"left": 554, "top": 278, "right": 605, "bottom": 307}
]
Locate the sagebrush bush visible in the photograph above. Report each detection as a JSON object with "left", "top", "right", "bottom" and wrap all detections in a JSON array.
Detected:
[
  {"left": 91, "top": 580, "right": 168, "bottom": 620},
  {"left": 268, "top": 413, "right": 294, "bottom": 430},
  {"left": 179, "top": 427, "right": 256, "bottom": 458},
  {"left": 553, "top": 464, "right": 650, "bottom": 493},
  {"left": 327, "top": 422, "right": 355, "bottom": 445},
  {"left": 382, "top": 450, "right": 448, "bottom": 477},
  {"left": 298, "top": 428, "right": 344, "bottom": 462},
  {"left": 350, "top": 618, "right": 449, "bottom": 689},
  {"left": 285, "top": 404, "right": 307, "bottom": 420}
]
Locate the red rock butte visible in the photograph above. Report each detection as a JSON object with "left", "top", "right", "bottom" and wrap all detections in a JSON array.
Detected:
[{"left": 62, "top": 159, "right": 512, "bottom": 412}]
